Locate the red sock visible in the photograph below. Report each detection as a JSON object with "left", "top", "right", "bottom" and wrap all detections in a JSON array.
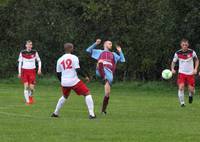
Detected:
[
  {"left": 29, "top": 96, "right": 34, "bottom": 104},
  {"left": 102, "top": 96, "right": 110, "bottom": 112},
  {"left": 98, "top": 62, "right": 105, "bottom": 79}
]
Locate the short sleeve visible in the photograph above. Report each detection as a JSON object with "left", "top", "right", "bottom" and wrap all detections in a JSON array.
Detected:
[
  {"left": 173, "top": 53, "right": 178, "bottom": 62},
  {"left": 73, "top": 56, "right": 80, "bottom": 69},
  {"left": 56, "top": 60, "right": 62, "bottom": 72},
  {"left": 18, "top": 52, "right": 22, "bottom": 62},
  {"left": 193, "top": 51, "right": 198, "bottom": 59},
  {"left": 91, "top": 49, "right": 103, "bottom": 60}
]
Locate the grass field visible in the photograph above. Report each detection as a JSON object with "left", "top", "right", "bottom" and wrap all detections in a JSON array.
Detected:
[{"left": 1, "top": 78, "right": 200, "bottom": 142}]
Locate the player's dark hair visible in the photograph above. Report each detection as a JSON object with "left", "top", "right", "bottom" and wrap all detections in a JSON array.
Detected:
[{"left": 64, "top": 43, "right": 74, "bottom": 53}]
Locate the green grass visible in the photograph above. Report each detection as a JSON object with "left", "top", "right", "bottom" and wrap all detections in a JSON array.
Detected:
[{"left": 1, "top": 78, "right": 200, "bottom": 142}]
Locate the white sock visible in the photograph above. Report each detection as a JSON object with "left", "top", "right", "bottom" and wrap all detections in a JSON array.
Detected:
[
  {"left": 178, "top": 90, "right": 185, "bottom": 105},
  {"left": 28, "top": 90, "right": 32, "bottom": 97},
  {"left": 54, "top": 96, "right": 66, "bottom": 115},
  {"left": 24, "top": 89, "right": 29, "bottom": 103},
  {"left": 189, "top": 92, "right": 192, "bottom": 97},
  {"left": 85, "top": 95, "right": 95, "bottom": 116}
]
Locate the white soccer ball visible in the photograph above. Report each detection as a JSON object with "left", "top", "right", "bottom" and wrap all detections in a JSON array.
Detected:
[{"left": 162, "top": 69, "right": 172, "bottom": 80}]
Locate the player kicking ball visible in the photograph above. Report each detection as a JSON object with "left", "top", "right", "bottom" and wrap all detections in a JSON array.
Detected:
[
  {"left": 18, "top": 40, "right": 42, "bottom": 105},
  {"left": 171, "top": 38, "right": 199, "bottom": 107},
  {"left": 51, "top": 43, "right": 96, "bottom": 119},
  {"left": 86, "top": 39, "right": 125, "bottom": 115}
]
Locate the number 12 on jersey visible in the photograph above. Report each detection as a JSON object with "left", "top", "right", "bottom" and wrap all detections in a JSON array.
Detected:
[{"left": 61, "top": 59, "right": 72, "bottom": 70}]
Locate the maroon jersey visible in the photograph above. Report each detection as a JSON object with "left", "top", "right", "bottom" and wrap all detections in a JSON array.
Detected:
[{"left": 98, "top": 51, "right": 116, "bottom": 72}]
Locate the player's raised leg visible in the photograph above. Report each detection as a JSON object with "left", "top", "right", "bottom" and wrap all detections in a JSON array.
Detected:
[{"left": 97, "top": 60, "right": 105, "bottom": 79}]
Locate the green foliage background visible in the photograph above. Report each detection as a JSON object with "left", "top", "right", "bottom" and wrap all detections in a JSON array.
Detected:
[{"left": 0, "top": 0, "right": 200, "bottom": 80}]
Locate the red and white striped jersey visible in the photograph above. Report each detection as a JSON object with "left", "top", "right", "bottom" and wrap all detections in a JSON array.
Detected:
[
  {"left": 173, "top": 49, "right": 198, "bottom": 75},
  {"left": 18, "top": 49, "right": 41, "bottom": 69}
]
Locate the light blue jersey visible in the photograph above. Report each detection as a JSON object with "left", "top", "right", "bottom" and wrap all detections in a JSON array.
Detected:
[
  {"left": 86, "top": 43, "right": 125, "bottom": 84},
  {"left": 86, "top": 43, "right": 125, "bottom": 63}
]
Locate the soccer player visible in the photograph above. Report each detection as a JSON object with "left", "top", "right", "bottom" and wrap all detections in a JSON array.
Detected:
[
  {"left": 171, "top": 38, "right": 199, "bottom": 107},
  {"left": 18, "top": 40, "right": 42, "bottom": 104},
  {"left": 51, "top": 43, "right": 96, "bottom": 119},
  {"left": 86, "top": 39, "right": 125, "bottom": 114}
]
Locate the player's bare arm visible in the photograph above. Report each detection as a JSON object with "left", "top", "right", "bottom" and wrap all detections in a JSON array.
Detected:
[
  {"left": 194, "top": 58, "right": 199, "bottom": 75},
  {"left": 37, "top": 68, "right": 42, "bottom": 75},
  {"left": 85, "top": 76, "right": 90, "bottom": 83},
  {"left": 171, "top": 61, "right": 176, "bottom": 74}
]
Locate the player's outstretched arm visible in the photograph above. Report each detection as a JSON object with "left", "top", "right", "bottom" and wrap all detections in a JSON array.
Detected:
[
  {"left": 116, "top": 45, "right": 125, "bottom": 62},
  {"left": 86, "top": 39, "right": 101, "bottom": 53}
]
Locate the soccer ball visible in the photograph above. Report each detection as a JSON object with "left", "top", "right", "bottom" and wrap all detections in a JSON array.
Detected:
[{"left": 162, "top": 69, "right": 172, "bottom": 80}]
